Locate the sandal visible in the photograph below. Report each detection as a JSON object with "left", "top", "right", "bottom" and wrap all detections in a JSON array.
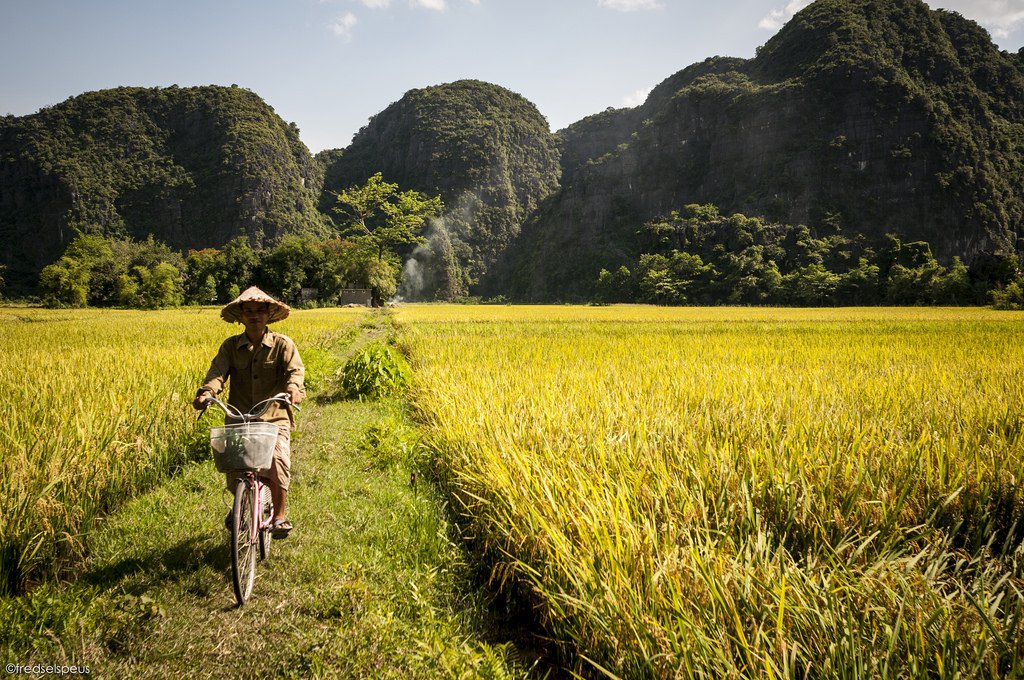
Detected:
[{"left": 271, "top": 519, "right": 293, "bottom": 539}]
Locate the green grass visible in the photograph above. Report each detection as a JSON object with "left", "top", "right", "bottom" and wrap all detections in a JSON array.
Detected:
[
  {"left": 0, "top": 306, "right": 367, "bottom": 593},
  {"left": 0, "top": 315, "right": 535, "bottom": 678}
]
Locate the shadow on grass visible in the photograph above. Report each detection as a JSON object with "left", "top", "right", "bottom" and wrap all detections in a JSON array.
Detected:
[
  {"left": 82, "top": 533, "right": 228, "bottom": 595},
  {"left": 312, "top": 390, "right": 349, "bottom": 405}
]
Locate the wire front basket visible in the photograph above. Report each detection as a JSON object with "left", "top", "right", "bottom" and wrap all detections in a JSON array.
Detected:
[{"left": 210, "top": 422, "right": 278, "bottom": 472}]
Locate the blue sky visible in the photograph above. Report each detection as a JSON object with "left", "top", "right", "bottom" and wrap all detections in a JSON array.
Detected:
[{"left": 2, "top": 0, "right": 1022, "bottom": 154}]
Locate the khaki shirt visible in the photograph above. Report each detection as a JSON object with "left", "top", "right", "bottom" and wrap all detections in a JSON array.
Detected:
[{"left": 198, "top": 330, "right": 305, "bottom": 428}]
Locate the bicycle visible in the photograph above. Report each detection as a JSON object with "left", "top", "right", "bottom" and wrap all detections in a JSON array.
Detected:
[{"left": 198, "top": 392, "right": 298, "bottom": 606}]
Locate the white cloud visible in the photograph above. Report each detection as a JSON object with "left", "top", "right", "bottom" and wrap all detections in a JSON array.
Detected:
[
  {"left": 357, "top": 0, "right": 479, "bottom": 12},
  {"left": 758, "top": 0, "right": 813, "bottom": 30},
  {"left": 411, "top": 0, "right": 447, "bottom": 9},
  {"left": 331, "top": 11, "right": 358, "bottom": 38},
  {"left": 758, "top": 0, "right": 1024, "bottom": 38},
  {"left": 598, "top": 0, "right": 663, "bottom": 11},
  {"left": 934, "top": 0, "right": 1024, "bottom": 39},
  {"left": 623, "top": 87, "right": 652, "bottom": 107}
]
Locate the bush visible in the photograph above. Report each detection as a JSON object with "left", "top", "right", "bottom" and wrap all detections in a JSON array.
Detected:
[
  {"left": 991, "top": 279, "right": 1024, "bottom": 310},
  {"left": 300, "top": 346, "right": 343, "bottom": 392},
  {"left": 356, "top": 413, "right": 426, "bottom": 470},
  {"left": 338, "top": 344, "right": 410, "bottom": 400},
  {"left": 595, "top": 265, "right": 634, "bottom": 303},
  {"left": 39, "top": 257, "right": 90, "bottom": 308},
  {"left": 366, "top": 258, "right": 399, "bottom": 306},
  {"left": 38, "top": 233, "right": 185, "bottom": 308}
]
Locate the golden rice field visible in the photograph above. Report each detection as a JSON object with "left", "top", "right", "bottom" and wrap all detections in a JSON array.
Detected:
[
  {"left": 0, "top": 306, "right": 365, "bottom": 593},
  {"left": 398, "top": 305, "right": 1024, "bottom": 678}
]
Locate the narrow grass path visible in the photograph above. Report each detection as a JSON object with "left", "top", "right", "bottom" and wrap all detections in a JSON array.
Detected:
[{"left": 2, "top": 321, "right": 535, "bottom": 678}]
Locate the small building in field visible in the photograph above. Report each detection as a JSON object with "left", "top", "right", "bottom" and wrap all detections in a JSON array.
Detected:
[{"left": 340, "top": 287, "right": 373, "bottom": 307}]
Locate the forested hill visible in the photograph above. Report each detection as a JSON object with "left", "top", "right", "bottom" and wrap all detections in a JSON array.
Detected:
[
  {"left": 488, "top": 0, "right": 1024, "bottom": 300},
  {"left": 0, "top": 86, "right": 328, "bottom": 292},
  {"left": 316, "top": 80, "right": 560, "bottom": 299},
  {"left": 3, "top": 0, "right": 1023, "bottom": 302}
]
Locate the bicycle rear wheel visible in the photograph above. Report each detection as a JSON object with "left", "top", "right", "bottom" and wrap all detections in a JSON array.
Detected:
[{"left": 230, "top": 478, "right": 258, "bottom": 605}]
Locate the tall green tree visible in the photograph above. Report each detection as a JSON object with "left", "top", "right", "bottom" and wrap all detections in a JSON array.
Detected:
[
  {"left": 333, "top": 173, "right": 443, "bottom": 264},
  {"left": 184, "top": 249, "right": 222, "bottom": 304},
  {"left": 220, "top": 237, "right": 259, "bottom": 299}
]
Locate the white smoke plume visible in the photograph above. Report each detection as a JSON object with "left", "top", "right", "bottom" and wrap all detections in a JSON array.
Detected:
[
  {"left": 397, "top": 190, "right": 484, "bottom": 300},
  {"left": 397, "top": 217, "right": 447, "bottom": 300},
  {"left": 400, "top": 253, "right": 424, "bottom": 298}
]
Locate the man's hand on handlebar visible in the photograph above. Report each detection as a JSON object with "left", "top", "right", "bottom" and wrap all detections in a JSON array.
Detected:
[{"left": 194, "top": 391, "right": 298, "bottom": 421}]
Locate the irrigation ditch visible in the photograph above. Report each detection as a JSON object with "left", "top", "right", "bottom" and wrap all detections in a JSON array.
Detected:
[{"left": 343, "top": 308, "right": 572, "bottom": 677}]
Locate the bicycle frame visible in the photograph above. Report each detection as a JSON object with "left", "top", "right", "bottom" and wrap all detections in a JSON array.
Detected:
[
  {"left": 241, "top": 471, "right": 274, "bottom": 559},
  {"left": 240, "top": 471, "right": 271, "bottom": 537}
]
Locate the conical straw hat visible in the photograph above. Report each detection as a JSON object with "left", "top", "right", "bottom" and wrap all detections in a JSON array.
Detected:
[{"left": 220, "top": 286, "right": 291, "bottom": 323}]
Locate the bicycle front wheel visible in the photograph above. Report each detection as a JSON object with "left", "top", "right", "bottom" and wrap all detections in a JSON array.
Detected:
[{"left": 230, "top": 478, "right": 258, "bottom": 606}]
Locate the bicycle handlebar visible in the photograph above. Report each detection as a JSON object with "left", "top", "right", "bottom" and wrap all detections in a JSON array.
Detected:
[{"left": 198, "top": 392, "right": 300, "bottom": 423}]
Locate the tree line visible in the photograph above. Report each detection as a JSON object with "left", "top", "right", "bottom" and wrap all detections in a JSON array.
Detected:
[
  {"left": 595, "top": 204, "right": 1024, "bottom": 309},
  {"left": 24, "top": 194, "right": 1024, "bottom": 310},
  {"left": 34, "top": 173, "right": 442, "bottom": 309}
]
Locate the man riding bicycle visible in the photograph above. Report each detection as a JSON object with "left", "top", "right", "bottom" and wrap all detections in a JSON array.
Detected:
[{"left": 192, "top": 286, "right": 305, "bottom": 538}]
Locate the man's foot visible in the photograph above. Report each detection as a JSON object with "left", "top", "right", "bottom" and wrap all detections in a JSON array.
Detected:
[{"left": 271, "top": 519, "right": 293, "bottom": 539}]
